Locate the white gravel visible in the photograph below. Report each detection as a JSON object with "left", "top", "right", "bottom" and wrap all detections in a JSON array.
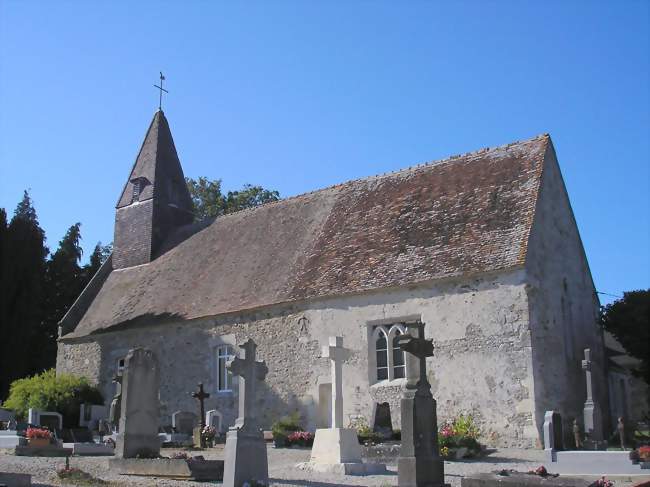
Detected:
[{"left": 0, "top": 446, "right": 647, "bottom": 486}]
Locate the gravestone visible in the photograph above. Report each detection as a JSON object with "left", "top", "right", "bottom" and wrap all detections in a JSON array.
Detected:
[
  {"left": 172, "top": 411, "right": 197, "bottom": 435},
  {"left": 310, "top": 337, "right": 386, "bottom": 474},
  {"left": 79, "top": 404, "right": 109, "bottom": 430},
  {"left": 223, "top": 339, "right": 269, "bottom": 487},
  {"left": 115, "top": 347, "right": 160, "bottom": 458},
  {"left": 206, "top": 410, "right": 222, "bottom": 432},
  {"left": 543, "top": 411, "right": 564, "bottom": 451},
  {"left": 581, "top": 348, "right": 603, "bottom": 445},
  {"left": 27, "top": 409, "right": 62, "bottom": 430},
  {"left": 397, "top": 322, "right": 447, "bottom": 487},
  {"left": 373, "top": 402, "right": 393, "bottom": 438}
]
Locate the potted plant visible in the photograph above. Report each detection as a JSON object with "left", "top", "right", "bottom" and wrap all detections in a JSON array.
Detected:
[
  {"left": 26, "top": 427, "right": 52, "bottom": 447},
  {"left": 201, "top": 425, "right": 217, "bottom": 448}
]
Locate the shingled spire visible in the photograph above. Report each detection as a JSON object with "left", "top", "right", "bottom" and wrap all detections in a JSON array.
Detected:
[{"left": 113, "top": 110, "right": 194, "bottom": 269}]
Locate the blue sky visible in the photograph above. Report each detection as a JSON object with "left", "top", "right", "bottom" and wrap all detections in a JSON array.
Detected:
[{"left": 0, "top": 1, "right": 648, "bottom": 304}]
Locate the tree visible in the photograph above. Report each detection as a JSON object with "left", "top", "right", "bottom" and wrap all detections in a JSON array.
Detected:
[
  {"left": 83, "top": 242, "right": 112, "bottom": 282},
  {"left": 39, "top": 223, "right": 86, "bottom": 371},
  {"left": 600, "top": 289, "right": 650, "bottom": 384},
  {"left": 186, "top": 177, "right": 280, "bottom": 221},
  {"left": 0, "top": 191, "right": 48, "bottom": 399}
]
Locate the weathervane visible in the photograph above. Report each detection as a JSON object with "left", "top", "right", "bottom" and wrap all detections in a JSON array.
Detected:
[{"left": 153, "top": 72, "right": 168, "bottom": 111}]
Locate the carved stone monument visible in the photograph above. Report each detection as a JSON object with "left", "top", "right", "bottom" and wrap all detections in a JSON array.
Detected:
[
  {"left": 310, "top": 337, "right": 385, "bottom": 474},
  {"left": 115, "top": 348, "right": 160, "bottom": 458},
  {"left": 222, "top": 339, "right": 269, "bottom": 487},
  {"left": 581, "top": 348, "right": 603, "bottom": 446},
  {"left": 397, "top": 322, "right": 447, "bottom": 487},
  {"left": 109, "top": 374, "right": 122, "bottom": 433}
]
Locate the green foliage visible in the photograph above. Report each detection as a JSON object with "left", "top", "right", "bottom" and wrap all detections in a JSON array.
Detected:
[
  {"left": 348, "top": 416, "right": 382, "bottom": 444},
  {"left": 0, "top": 191, "right": 48, "bottom": 399},
  {"left": 186, "top": 177, "right": 280, "bottom": 221},
  {"left": 4, "top": 369, "right": 103, "bottom": 427},
  {"left": 600, "top": 290, "right": 650, "bottom": 384},
  {"left": 271, "top": 411, "right": 303, "bottom": 437},
  {"left": 438, "top": 413, "right": 482, "bottom": 457}
]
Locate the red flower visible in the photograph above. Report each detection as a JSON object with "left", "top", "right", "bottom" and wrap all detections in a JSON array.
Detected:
[{"left": 26, "top": 427, "right": 52, "bottom": 440}]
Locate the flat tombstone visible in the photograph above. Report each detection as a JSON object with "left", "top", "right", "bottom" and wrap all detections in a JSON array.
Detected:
[
  {"left": 172, "top": 411, "right": 197, "bottom": 435},
  {"left": 115, "top": 347, "right": 160, "bottom": 458}
]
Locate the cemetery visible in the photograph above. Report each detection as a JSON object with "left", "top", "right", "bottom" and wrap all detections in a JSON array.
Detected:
[{"left": 1, "top": 334, "right": 649, "bottom": 486}]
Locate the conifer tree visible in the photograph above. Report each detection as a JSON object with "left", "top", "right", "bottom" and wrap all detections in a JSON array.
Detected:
[{"left": 0, "top": 192, "right": 48, "bottom": 398}]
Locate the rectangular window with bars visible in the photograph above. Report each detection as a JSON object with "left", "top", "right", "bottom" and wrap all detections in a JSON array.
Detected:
[{"left": 216, "top": 345, "right": 235, "bottom": 392}]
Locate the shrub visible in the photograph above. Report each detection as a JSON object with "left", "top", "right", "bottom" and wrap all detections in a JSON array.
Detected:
[
  {"left": 348, "top": 416, "right": 381, "bottom": 444},
  {"left": 271, "top": 412, "right": 304, "bottom": 447},
  {"left": 4, "top": 369, "right": 103, "bottom": 427},
  {"left": 438, "top": 413, "right": 483, "bottom": 458},
  {"left": 287, "top": 431, "right": 314, "bottom": 447}
]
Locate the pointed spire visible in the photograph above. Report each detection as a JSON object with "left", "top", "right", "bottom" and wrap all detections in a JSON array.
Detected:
[{"left": 113, "top": 111, "right": 194, "bottom": 269}]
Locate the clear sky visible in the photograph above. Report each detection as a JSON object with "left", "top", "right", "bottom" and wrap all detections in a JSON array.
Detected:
[{"left": 1, "top": 1, "right": 648, "bottom": 304}]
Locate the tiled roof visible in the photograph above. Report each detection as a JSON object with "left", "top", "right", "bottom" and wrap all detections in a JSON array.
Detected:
[{"left": 61, "top": 134, "right": 550, "bottom": 338}]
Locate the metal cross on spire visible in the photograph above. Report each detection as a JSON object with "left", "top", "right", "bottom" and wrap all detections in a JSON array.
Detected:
[{"left": 153, "top": 72, "right": 168, "bottom": 111}]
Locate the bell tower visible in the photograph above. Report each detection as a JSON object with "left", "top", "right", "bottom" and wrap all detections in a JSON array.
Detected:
[{"left": 113, "top": 110, "right": 194, "bottom": 269}]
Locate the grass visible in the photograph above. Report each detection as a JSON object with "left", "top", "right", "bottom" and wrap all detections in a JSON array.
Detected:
[{"left": 57, "top": 467, "right": 114, "bottom": 486}]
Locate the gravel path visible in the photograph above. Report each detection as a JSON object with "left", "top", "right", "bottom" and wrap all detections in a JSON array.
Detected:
[{"left": 1, "top": 446, "right": 647, "bottom": 486}]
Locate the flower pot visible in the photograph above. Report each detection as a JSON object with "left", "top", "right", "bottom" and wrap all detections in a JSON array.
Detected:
[{"left": 28, "top": 438, "right": 50, "bottom": 448}]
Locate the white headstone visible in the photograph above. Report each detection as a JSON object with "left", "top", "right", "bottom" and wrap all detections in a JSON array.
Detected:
[
  {"left": 206, "top": 409, "right": 222, "bottom": 432},
  {"left": 172, "top": 410, "right": 197, "bottom": 435}
]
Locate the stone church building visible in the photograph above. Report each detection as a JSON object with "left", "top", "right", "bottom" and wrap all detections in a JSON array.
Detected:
[{"left": 56, "top": 110, "right": 609, "bottom": 447}]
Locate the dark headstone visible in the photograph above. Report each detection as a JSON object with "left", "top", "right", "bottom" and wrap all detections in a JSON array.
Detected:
[{"left": 373, "top": 402, "right": 393, "bottom": 437}]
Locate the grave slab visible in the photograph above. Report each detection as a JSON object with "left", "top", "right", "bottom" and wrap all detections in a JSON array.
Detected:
[
  {"left": 461, "top": 472, "right": 593, "bottom": 487},
  {"left": 108, "top": 458, "right": 223, "bottom": 480},
  {"left": 0, "top": 472, "right": 31, "bottom": 487},
  {"left": 14, "top": 444, "right": 72, "bottom": 457},
  {"left": 63, "top": 442, "right": 115, "bottom": 456},
  {"left": 545, "top": 450, "right": 644, "bottom": 475},
  {"left": 0, "top": 431, "right": 26, "bottom": 449}
]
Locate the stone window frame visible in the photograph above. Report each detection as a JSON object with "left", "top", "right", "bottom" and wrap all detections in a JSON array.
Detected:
[
  {"left": 367, "top": 315, "right": 420, "bottom": 386},
  {"left": 215, "top": 344, "right": 236, "bottom": 393}
]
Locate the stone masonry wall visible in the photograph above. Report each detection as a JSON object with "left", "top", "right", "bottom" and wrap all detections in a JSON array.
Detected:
[
  {"left": 57, "top": 268, "right": 536, "bottom": 447},
  {"left": 525, "top": 146, "right": 609, "bottom": 448}
]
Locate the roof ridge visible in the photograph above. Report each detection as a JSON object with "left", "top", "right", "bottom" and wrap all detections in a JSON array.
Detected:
[{"left": 201, "top": 133, "right": 550, "bottom": 223}]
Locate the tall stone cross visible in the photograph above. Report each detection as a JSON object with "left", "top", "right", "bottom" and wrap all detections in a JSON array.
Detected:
[
  {"left": 397, "top": 323, "right": 435, "bottom": 392},
  {"left": 581, "top": 348, "right": 594, "bottom": 402},
  {"left": 191, "top": 383, "right": 210, "bottom": 429},
  {"left": 396, "top": 322, "right": 446, "bottom": 487},
  {"left": 581, "top": 347, "right": 602, "bottom": 441},
  {"left": 227, "top": 339, "right": 268, "bottom": 432},
  {"left": 322, "top": 336, "right": 345, "bottom": 429}
]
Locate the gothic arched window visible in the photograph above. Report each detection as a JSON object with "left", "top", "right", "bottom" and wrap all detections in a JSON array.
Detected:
[{"left": 375, "top": 330, "right": 389, "bottom": 381}]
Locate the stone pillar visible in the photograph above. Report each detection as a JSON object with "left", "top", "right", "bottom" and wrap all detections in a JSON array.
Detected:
[
  {"left": 115, "top": 348, "right": 160, "bottom": 459},
  {"left": 223, "top": 339, "right": 269, "bottom": 487},
  {"left": 397, "top": 322, "right": 447, "bottom": 487},
  {"left": 582, "top": 348, "right": 603, "bottom": 444}
]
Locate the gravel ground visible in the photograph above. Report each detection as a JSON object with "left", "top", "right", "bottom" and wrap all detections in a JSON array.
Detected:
[{"left": 1, "top": 446, "right": 648, "bottom": 487}]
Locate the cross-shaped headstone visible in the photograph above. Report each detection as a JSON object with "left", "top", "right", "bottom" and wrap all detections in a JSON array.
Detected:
[
  {"left": 227, "top": 339, "right": 268, "bottom": 432},
  {"left": 191, "top": 383, "right": 210, "bottom": 430},
  {"left": 397, "top": 323, "right": 434, "bottom": 390},
  {"left": 322, "top": 336, "right": 345, "bottom": 428},
  {"left": 581, "top": 348, "right": 593, "bottom": 402}
]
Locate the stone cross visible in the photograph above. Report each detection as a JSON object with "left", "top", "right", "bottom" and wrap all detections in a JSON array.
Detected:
[
  {"left": 396, "top": 322, "right": 446, "bottom": 487},
  {"left": 322, "top": 336, "right": 345, "bottom": 429},
  {"left": 227, "top": 339, "right": 268, "bottom": 432},
  {"left": 581, "top": 348, "right": 594, "bottom": 402},
  {"left": 191, "top": 383, "right": 210, "bottom": 429},
  {"left": 397, "top": 323, "right": 434, "bottom": 391},
  {"left": 581, "top": 348, "right": 603, "bottom": 442}
]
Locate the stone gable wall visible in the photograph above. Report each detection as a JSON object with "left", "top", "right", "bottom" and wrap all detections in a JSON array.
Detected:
[
  {"left": 57, "top": 269, "right": 537, "bottom": 447},
  {"left": 525, "top": 146, "right": 609, "bottom": 447}
]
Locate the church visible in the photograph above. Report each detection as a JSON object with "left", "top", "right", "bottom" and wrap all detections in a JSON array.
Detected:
[{"left": 56, "top": 109, "right": 609, "bottom": 448}]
